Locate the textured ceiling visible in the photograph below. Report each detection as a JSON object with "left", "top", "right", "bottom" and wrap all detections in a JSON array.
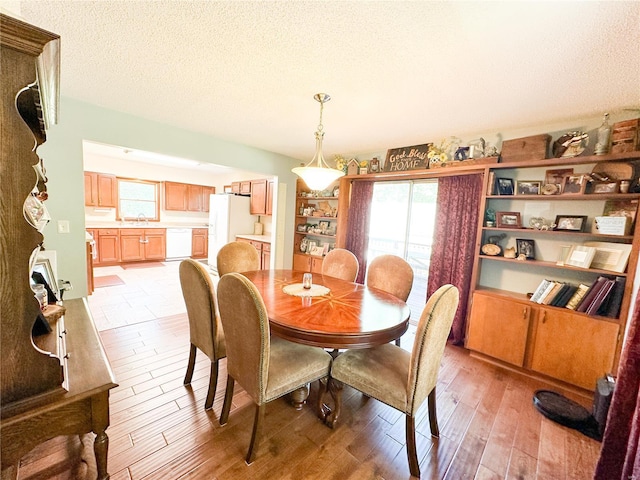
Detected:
[{"left": 12, "top": 1, "right": 640, "bottom": 164}]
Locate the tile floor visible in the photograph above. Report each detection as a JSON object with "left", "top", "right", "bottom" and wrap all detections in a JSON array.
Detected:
[{"left": 89, "top": 260, "right": 189, "bottom": 331}]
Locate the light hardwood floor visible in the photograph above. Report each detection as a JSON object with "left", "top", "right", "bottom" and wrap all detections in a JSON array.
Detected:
[{"left": 16, "top": 313, "right": 601, "bottom": 480}]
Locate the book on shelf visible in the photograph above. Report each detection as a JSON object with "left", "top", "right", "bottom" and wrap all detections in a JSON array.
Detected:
[
  {"left": 565, "top": 284, "right": 591, "bottom": 310},
  {"left": 597, "top": 276, "right": 626, "bottom": 318},
  {"left": 576, "top": 276, "right": 610, "bottom": 313},
  {"left": 486, "top": 171, "right": 495, "bottom": 196},
  {"left": 585, "top": 278, "right": 616, "bottom": 316},
  {"left": 540, "top": 282, "right": 565, "bottom": 305},
  {"left": 530, "top": 279, "right": 552, "bottom": 303},
  {"left": 547, "top": 283, "right": 569, "bottom": 306},
  {"left": 552, "top": 284, "right": 578, "bottom": 307}
]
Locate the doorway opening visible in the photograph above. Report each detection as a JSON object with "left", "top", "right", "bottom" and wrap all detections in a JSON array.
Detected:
[{"left": 366, "top": 180, "right": 438, "bottom": 323}]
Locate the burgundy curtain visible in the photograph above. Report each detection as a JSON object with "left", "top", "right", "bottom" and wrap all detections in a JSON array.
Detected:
[
  {"left": 427, "top": 174, "right": 482, "bottom": 345},
  {"left": 594, "top": 293, "right": 640, "bottom": 479},
  {"left": 345, "top": 181, "right": 374, "bottom": 284}
]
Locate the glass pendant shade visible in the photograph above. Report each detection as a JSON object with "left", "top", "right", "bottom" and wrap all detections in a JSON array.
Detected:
[{"left": 292, "top": 93, "right": 345, "bottom": 191}]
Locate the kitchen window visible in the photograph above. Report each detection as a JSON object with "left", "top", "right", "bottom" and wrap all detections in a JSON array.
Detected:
[{"left": 117, "top": 178, "right": 160, "bottom": 221}]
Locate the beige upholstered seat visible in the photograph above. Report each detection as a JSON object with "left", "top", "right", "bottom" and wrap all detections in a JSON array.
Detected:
[
  {"left": 179, "top": 259, "right": 226, "bottom": 410},
  {"left": 330, "top": 284, "right": 459, "bottom": 478},
  {"left": 216, "top": 241, "right": 260, "bottom": 277},
  {"left": 321, "top": 248, "right": 359, "bottom": 282},
  {"left": 366, "top": 254, "right": 414, "bottom": 345},
  {"left": 217, "top": 273, "right": 333, "bottom": 464}
]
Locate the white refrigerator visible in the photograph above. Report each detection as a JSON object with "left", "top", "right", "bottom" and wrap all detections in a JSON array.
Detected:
[{"left": 207, "top": 194, "right": 256, "bottom": 273}]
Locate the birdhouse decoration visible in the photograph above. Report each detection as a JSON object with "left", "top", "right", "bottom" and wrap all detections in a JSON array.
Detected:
[{"left": 346, "top": 158, "right": 360, "bottom": 176}]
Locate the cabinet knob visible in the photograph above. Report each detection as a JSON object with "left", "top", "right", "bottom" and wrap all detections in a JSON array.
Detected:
[
  {"left": 522, "top": 307, "right": 528, "bottom": 319},
  {"left": 541, "top": 311, "right": 547, "bottom": 323}
]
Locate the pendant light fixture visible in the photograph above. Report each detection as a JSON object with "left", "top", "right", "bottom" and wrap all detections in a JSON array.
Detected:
[{"left": 292, "top": 93, "right": 345, "bottom": 191}]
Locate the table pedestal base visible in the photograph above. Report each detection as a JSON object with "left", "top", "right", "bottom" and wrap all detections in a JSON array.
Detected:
[{"left": 317, "top": 377, "right": 344, "bottom": 428}]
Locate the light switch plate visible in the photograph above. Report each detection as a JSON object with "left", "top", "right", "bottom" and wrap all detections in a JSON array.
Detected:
[{"left": 57, "top": 220, "right": 70, "bottom": 234}]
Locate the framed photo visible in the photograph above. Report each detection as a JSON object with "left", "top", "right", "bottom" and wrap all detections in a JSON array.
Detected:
[
  {"left": 309, "top": 245, "right": 324, "bottom": 256},
  {"left": 565, "top": 245, "right": 597, "bottom": 269},
  {"left": 318, "top": 220, "right": 330, "bottom": 233},
  {"left": 516, "top": 180, "right": 541, "bottom": 195},
  {"left": 496, "top": 211, "right": 522, "bottom": 228},
  {"left": 31, "top": 258, "right": 59, "bottom": 301},
  {"left": 591, "top": 181, "right": 619, "bottom": 194},
  {"left": 496, "top": 178, "right": 515, "bottom": 195},
  {"left": 545, "top": 168, "right": 573, "bottom": 186},
  {"left": 516, "top": 238, "right": 536, "bottom": 259},
  {"left": 584, "top": 241, "right": 633, "bottom": 273},
  {"left": 561, "top": 174, "right": 587, "bottom": 194},
  {"left": 554, "top": 215, "right": 588, "bottom": 232}
]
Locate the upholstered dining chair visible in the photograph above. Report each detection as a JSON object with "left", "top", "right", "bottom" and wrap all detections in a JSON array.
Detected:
[
  {"left": 179, "top": 259, "right": 226, "bottom": 410},
  {"left": 216, "top": 241, "right": 260, "bottom": 276},
  {"left": 217, "top": 272, "right": 333, "bottom": 464},
  {"left": 321, "top": 248, "right": 359, "bottom": 282},
  {"left": 330, "top": 284, "right": 459, "bottom": 478},
  {"left": 366, "top": 254, "right": 414, "bottom": 345}
]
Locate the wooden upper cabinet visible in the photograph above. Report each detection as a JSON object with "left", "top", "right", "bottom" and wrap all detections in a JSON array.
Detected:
[
  {"left": 231, "top": 182, "right": 240, "bottom": 194},
  {"left": 165, "top": 181, "right": 214, "bottom": 212},
  {"left": 250, "top": 179, "right": 267, "bottom": 215},
  {"left": 240, "top": 181, "right": 251, "bottom": 195},
  {"left": 266, "top": 180, "right": 274, "bottom": 215},
  {"left": 164, "top": 181, "right": 188, "bottom": 211},
  {"left": 84, "top": 172, "right": 116, "bottom": 207}
]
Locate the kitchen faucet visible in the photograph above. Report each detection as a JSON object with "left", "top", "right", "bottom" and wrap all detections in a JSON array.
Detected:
[{"left": 136, "top": 213, "right": 148, "bottom": 225}]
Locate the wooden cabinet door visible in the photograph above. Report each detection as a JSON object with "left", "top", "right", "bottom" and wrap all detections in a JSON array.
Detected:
[
  {"left": 97, "top": 173, "right": 117, "bottom": 207},
  {"left": 164, "top": 182, "right": 187, "bottom": 211},
  {"left": 530, "top": 308, "right": 619, "bottom": 389},
  {"left": 231, "top": 182, "right": 240, "bottom": 194},
  {"left": 144, "top": 229, "right": 166, "bottom": 260},
  {"left": 240, "top": 181, "right": 251, "bottom": 195},
  {"left": 250, "top": 179, "right": 267, "bottom": 215},
  {"left": 311, "top": 256, "right": 324, "bottom": 274},
  {"left": 201, "top": 186, "right": 215, "bottom": 212},
  {"left": 266, "top": 180, "right": 274, "bottom": 215},
  {"left": 293, "top": 253, "right": 311, "bottom": 272},
  {"left": 97, "top": 229, "right": 119, "bottom": 264},
  {"left": 466, "top": 293, "right": 532, "bottom": 367},
  {"left": 261, "top": 242, "right": 271, "bottom": 270},
  {"left": 192, "top": 229, "right": 208, "bottom": 258},
  {"left": 120, "top": 230, "right": 145, "bottom": 261},
  {"left": 187, "top": 184, "right": 203, "bottom": 212},
  {"left": 84, "top": 172, "right": 98, "bottom": 206}
]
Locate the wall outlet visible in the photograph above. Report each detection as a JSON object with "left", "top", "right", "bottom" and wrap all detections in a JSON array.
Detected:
[{"left": 57, "top": 220, "right": 70, "bottom": 234}]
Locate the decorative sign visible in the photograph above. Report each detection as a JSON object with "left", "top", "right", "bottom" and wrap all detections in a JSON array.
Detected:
[{"left": 384, "top": 143, "right": 431, "bottom": 172}]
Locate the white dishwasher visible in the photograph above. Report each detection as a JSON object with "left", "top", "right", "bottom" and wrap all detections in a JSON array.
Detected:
[{"left": 166, "top": 228, "right": 193, "bottom": 259}]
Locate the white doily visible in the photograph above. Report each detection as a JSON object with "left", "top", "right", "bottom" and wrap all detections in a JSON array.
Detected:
[{"left": 282, "top": 283, "right": 330, "bottom": 297}]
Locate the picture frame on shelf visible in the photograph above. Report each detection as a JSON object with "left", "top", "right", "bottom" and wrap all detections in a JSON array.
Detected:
[
  {"left": 496, "top": 178, "right": 514, "bottom": 195},
  {"left": 31, "top": 258, "right": 59, "bottom": 301},
  {"left": 554, "top": 215, "right": 588, "bottom": 232},
  {"left": 561, "top": 174, "right": 587, "bottom": 194},
  {"left": 544, "top": 168, "right": 573, "bottom": 187},
  {"left": 496, "top": 211, "right": 521, "bottom": 228},
  {"left": 516, "top": 239, "right": 536, "bottom": 259},
  {"left": 309, "top": 245, "right": 324, "bottom": 256},
  {"left": 516, "top": 180, "right": 541, "bottom": 195},
  {"left": 584, "top": 241, "right": 633, "bottom": 273},
  {"left": 318, "top": 220, "right": 330, "bottom": 233},
  {"left": 564, "top": 245, "right": 597, "bottom": 269},
  {"left": 591, "top": 181, "right": 619, "bottom": 194}
]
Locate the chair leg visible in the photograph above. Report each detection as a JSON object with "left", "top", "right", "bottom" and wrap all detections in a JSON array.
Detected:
[
  {"left": 406, "top": 414, "right": 420, "bottom": 478},
  {"left": 183, "top": 343, "right": 197, "bottom": 385},
  {"left": 219, "top": 376, "right": 235, "bottom": 425},
  {"left": 246, "top": 403, "right": 265, "bottom": 465},
  {"left": 204, "top": 360, "right": 219, "bottom": 410},
  {"left": 428, "top": 386, "right": 439, "bottom": 438}
]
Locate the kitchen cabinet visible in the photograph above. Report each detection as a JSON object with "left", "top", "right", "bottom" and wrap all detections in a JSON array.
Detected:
[
  {"left": 165, "top": 182, "right": 215, "bottom": 212},
  {"left": 293, "top": 253, "right": 324, "bottom": 273},
  {"left": 240, "top": 181, "right": 251, "bottom": 195},
  {"left": 231, "top": 182, "right": 240, "bottom": 194},
  {"left": 84, "top": 171, "right": 117, "bottom": 208},
  {"left": 236, "top": 237, "right": 270, "bottom": 270},
  {"left": 120, "top": 229, "right": 166, "bottom": 262},
  {"left": 266, "top": 179, "right": 274, "bottom": 215},
  {"left": 250, "top": 179, "right": 267, "bottom": 214},
  {"left": 95, "top": 229, "right": 120, "bottom": 265},
  {"left": 192, "top": 228, "right": 208, "bottom": 258}
]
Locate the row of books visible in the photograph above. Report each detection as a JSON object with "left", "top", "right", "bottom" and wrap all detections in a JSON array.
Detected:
[{"left": 529, "top": 276, "right": 625, "bottom": 318}]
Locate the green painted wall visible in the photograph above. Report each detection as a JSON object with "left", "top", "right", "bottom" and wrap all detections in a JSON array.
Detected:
[{"left": 38, "top": 97, "right": 300, "bottom": 298}]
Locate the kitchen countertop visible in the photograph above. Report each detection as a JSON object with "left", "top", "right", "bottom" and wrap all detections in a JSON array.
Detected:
[
  {"left": 236, "top": 234, "right": 272, "bottom": 243},
  {"left": 86, "top": 223, "right": 208, "bottom": 229}
]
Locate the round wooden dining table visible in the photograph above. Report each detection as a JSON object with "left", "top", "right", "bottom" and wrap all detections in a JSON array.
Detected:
[
  {"left": 241, "top": 269, "right": 411, "bottom": 426},
  {"left": 241, "top": 269, "right": 411, "bottom": 350}
]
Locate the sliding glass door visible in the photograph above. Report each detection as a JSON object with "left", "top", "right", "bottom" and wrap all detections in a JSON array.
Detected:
[{"left": 367, "top": 180, "right": 438, "bottom": 321}]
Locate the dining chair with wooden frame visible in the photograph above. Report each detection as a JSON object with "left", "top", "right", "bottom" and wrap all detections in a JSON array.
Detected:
[
  {"left": 330, "top": 284, "right": 459, "bottom": 478},
  {"left": 179, "top": 259, "right": 226, "bottom": 410},
  {"left": 217, "top": 273, "right": 333, "bottom": 464},
  {"left": 321, "top": 248, "right": 359, "bottom": 282},
  {"left": 216, "top": 241, "right": 260, "bottom": 276},
  {"left": 366, "top": 254, "right": 414, "bottom": 345}
]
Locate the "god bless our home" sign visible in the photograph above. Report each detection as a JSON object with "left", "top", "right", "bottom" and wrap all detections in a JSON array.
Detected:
[{"left": 383, "top": 143, "right": 431, "bottom": 172}]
